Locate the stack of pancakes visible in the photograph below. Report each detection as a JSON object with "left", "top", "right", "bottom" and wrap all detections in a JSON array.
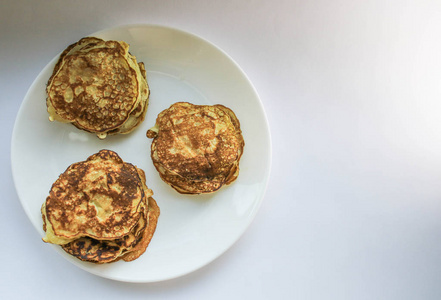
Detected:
[
  {"left": 41, "top": 150, "right": 159, "bottom": 263},
  {"left": 46, "top": 37, "right": 150, "bottom": 139},
  {"left": 147, "top": 102, "right": 245, "bottom": 194}
]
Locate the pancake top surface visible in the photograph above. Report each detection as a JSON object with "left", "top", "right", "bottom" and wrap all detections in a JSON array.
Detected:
[
  {"left": 148, "top": 102, "right": 244, "bottom": 181},
  {"left": 43, "top": 150, "right": 151, "bottom": 244},
  {"left": 46, "top": 37, "right": 148, "bottom": 135}
]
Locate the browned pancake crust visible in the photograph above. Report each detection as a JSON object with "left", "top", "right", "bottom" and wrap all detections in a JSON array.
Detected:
[
  {"left": 42, "top": 150, "right": 160, "bottom": 263},
  {"left": 44, "top": 150, "right": 146, "bottom": 242},
  {"left": 60, "top": 210, "right": 147, "bottom": 263},
  {"left": 147, "top": 102, "right": 244, "bottom": 194},
  {"left": 105, "top": 62, "right": 150, "bottom": 136},
  {"left": 46, "top": 37, "right": 149, "bottom": 138},
  {"left": 60, "top": 197, "right": 158, "bottom": 264}
]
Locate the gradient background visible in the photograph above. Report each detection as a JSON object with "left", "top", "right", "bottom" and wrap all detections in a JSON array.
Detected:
[{"left": 2, "top": 1, "right": 441, "bottom": 299}]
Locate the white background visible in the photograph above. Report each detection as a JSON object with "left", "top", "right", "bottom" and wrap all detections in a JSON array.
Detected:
[{"left": 2, "top": 1, "right": 441, "bottom": 299}]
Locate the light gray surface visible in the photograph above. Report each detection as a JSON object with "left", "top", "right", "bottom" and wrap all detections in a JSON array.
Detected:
[{"left": 2, "top": 0, "right": 441, "bottom": 299}]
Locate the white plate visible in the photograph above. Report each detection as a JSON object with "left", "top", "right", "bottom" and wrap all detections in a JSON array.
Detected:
[{"left": 11, "top": 24, "right": 271, "bottom": 282}]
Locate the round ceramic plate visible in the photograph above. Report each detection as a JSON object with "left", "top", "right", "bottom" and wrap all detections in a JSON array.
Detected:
[{"left": 11, "top": 24, "right": 271, "bottom": 282}]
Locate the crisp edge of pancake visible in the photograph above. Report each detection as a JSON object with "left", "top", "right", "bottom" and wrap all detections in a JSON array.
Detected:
[{"left": 59, "top": 197, "right": 159, "bottom": 264}]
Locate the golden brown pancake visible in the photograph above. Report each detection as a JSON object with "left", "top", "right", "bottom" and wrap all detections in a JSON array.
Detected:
[
  {"left": 46, "top": 37, "right": 149, "bottom": 139},
  {"left": 42, "top": 150, "right": 148, "bottom": 244},
  {"left": 61, "top": 197, "right": 160, "bottom": 264},
  {"left": 60, "top": 210, "right": 147, "bottom": 263},
  {"left": 147, "top": 102, "right": 244, "bottom": 194},
  {"left": 41, "top": 150, "right": 160, "bottom": 263},
  {"left": 120, "top": 197, "right": 160, "bottom": 262}
]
